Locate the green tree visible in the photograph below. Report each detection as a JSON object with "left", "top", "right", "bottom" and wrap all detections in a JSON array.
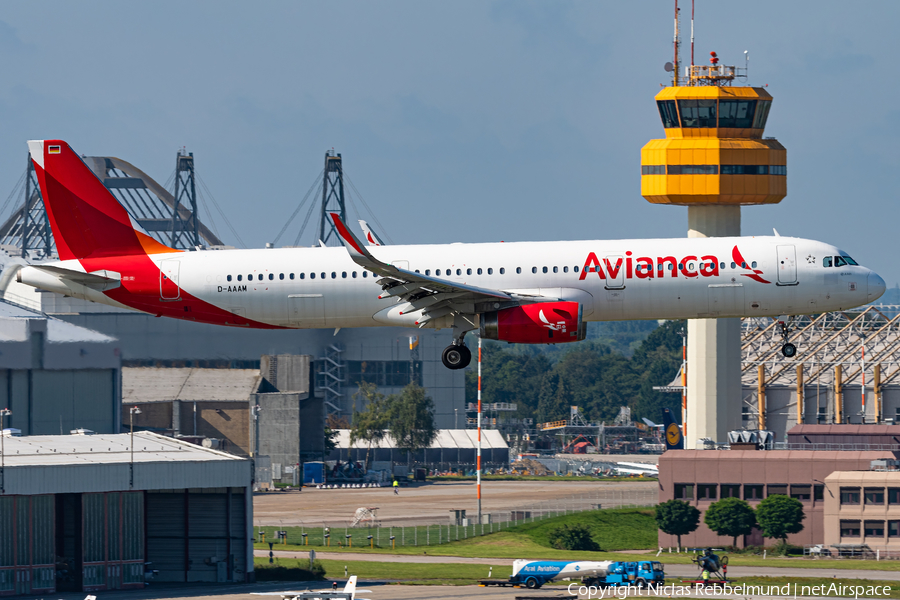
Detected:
[
  {"left": 385, "top": 382, "right": 437, "bottom": 466},
  {"left": 323, "top": 427, "right": 338, "bottom": 457},
  {"left": 350, "top": 382, "right": 390, "bottom": 471},
  {"left": 703, "top": 497, "right": 757, "bottom": 547},
  {"left": 547, "top": 523, "right": 600, "bottom": 551},
  {"left": 655, "top": 499, "right": 700, "bottom": 550},
  {"left": 755, "top": 495, "right": 805, "bottom": 550}
]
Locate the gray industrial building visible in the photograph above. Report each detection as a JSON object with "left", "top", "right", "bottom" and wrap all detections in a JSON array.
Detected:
[
  {"left": 0, "top": 431, "right": 252, "bottom": 596},
  {"left": 0, "top": 278, "right": 465, "bottom": 428},
  {"left": 0, "top": 301, "right": 120, "bottom": 435}
]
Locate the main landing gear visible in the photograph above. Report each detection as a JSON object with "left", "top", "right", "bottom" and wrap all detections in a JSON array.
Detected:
[
  {"left": 441, "top": 343, "right": 471, "bottom": 370},
  {"left": 778, "top": 318, "right": 797, "bottom": 358}
]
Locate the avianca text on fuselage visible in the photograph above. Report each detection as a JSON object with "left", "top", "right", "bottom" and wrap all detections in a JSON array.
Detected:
[{"left": 579, "top": 245, "right": 771, "bottom": 284}]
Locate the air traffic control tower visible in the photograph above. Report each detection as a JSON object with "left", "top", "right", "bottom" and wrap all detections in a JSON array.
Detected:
[{"left": 641, "top": 55, "right": 787, "bottom": 447}]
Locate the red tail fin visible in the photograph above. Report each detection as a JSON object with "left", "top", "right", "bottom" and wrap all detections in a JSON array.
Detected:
[{"left": 27, "top": 140, "right": 176, "bottom": 260}]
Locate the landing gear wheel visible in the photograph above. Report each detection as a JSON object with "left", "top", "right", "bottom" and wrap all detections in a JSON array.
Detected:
[
  {"left": 441, "top": 345, "right": 471, "bottom": 369},
  {"left": 781, "top": 343, "right": 797, "bottom": 358}
]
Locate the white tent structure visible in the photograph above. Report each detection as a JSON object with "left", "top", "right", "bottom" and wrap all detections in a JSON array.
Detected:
[{"left": 330, "top": 428, "right": 509, "bottom": 466}]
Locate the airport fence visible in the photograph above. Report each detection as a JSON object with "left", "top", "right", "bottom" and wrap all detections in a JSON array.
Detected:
[{"left": 254, "top": 487, "right": 656, "bottom": 549}]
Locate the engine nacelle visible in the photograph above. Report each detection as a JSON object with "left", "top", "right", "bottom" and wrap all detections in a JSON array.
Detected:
[{"left": 480, "top": 301, "right": 586, "bottom": 344}]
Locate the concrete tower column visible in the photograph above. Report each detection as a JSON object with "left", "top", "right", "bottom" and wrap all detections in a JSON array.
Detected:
[{"left": 686, "top": 205, "right": 743, "bottom": 447}]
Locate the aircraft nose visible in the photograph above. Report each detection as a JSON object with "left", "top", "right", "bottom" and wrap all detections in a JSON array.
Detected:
[{"left": 868, "top": 271, "right": 887, "bottom": 302}]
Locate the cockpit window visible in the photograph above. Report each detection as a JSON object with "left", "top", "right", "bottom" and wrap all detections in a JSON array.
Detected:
[
  {"left": 834, "top": 256, "right": 848, "bottom": 267},
  {"left": 823, "top": 257, "right": 832, "bottom": 268},
  {"left": 841, "top": 254, "right": 858, "bottom": 266}
]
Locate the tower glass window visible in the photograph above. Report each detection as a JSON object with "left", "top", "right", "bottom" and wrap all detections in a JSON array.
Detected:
[
  {"left": 677, "top": 99, "right": 716, "bottom": 128},
  {"left": 718, "top": 99, "right": 757, "bottom": 128},
  {"left": 657, "top": 100, "right": 679, "bottom": 129},
  {"left": 753, "top": 101, "right": 772, "bottom": 129}
]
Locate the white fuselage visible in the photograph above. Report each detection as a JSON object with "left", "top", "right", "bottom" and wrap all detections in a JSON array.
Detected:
[{"left": 31, "top": 235, "right": 882, "bottom": 331}]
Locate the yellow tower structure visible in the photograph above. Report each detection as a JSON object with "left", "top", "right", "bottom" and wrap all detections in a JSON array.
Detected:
[{"left": 641, "top": 54, "right": 787, "bottom": 447}]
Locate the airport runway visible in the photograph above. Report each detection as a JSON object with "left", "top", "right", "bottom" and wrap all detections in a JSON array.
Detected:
[
  {"left": 254, "top": 480, "right": 657, "bottom": 527},
  {"left": 257, "top": 549, "right": 900, "bottom": 581}
]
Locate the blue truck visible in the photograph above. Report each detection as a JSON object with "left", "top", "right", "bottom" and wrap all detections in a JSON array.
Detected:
[{"left": 479, "top": 559, "right": 665, "bottom": 590}]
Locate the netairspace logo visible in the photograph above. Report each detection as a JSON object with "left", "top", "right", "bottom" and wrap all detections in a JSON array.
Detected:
[{"left": 567, "top": 582, "right": 893, "bottom": 599}]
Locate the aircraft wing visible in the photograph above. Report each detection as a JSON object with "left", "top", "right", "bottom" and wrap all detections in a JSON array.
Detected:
[
  {"left": 331, "top": 213, "right": 551, "bottom": 326},
  {"left": 641, "top": 418, "right": 661, "bottom": 428},
  {"left": 358, "top": 220, "right": 385, "bottom": 246},
  {"left": 251, "top": 592, "right": 371, "bottom": 599}
]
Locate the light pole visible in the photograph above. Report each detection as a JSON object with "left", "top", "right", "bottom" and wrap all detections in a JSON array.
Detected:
[
  {"left": 250, "top": 404, "right": 262, "bottom": 457},
  {"left": 129, "top": 406, "right": 141, "bottom": 489},
  {"left": 0, "top": 408, "right": 11, "bottom": 494}
]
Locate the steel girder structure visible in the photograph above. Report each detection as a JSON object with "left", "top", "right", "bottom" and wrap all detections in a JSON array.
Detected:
[
  {"left": 741, "top": 306, "right": 900, "bottom": 423},
  {"left": 317, "top": 151, "right": 346, "bottom": 247},
  {"left": 0, "top": 158, "right": 53, "bottom": 258},
  {"left": 0, "top": 152, "right": 224, "bottom": 257}
]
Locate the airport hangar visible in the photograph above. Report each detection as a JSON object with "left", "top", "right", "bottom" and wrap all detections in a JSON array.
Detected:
[{"left": 0, "top": 431, "right": 252, "bottom": 596}]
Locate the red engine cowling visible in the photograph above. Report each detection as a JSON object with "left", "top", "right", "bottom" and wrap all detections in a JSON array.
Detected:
[{"left": 479, "top": 301, "right": 586, "bottom": 344}]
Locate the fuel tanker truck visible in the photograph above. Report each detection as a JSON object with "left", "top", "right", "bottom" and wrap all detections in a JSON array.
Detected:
[{"left": 479, "top": 559, "right": 665, "bottom": 589}]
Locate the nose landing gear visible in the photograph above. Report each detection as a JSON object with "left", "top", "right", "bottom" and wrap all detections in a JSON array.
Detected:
[{"left": 778, "top": 318, "right": 797, "bottom": 358}]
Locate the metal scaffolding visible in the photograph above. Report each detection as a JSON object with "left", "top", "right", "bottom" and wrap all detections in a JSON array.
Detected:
[
  {"left": 742, "top": 305, "right": 900, "bottom": 424},
  {"left": 316, "top": 344, "right": 345, "bottom": 415}
]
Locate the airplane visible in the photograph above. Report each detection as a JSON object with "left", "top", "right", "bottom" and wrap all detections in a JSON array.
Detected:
[
  {"left": 253, "top": 575, "right": 371, "bottom": 600},
  {"left": 17, "top": 140, "right": 886, "bottom": 370}
]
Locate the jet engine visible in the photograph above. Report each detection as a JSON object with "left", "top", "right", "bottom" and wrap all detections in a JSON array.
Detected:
[{"left": 480, "top": 301, "right": 586, "bottom": 344}]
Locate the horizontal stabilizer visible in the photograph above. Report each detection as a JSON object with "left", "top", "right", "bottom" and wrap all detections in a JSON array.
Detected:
[{"left": 19, "top": 265, "right": 121, "bottom": 292}]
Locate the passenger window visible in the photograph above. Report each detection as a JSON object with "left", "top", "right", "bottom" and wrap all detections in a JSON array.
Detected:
[
  {"left": 467, "top": 268, "right": 472, "bottom": 275},
  {"left": 730, "top": 262, "right": 736, "bottom": 269},
  {"left": 563, "top": 266, "right": 568, "bottom": 273},
  {"left": 516, "top": 267, "right": 522, "bottom": 274},
  {"left": 487, "top": 268, "right": 493, "bottom": 275},
  {"left": 553, "top": 266, "right": 558, "bottom": 273},
  {"left": 669, "top": 264, "right": 674, "bottom": 270},
  {"left": 834, "top": 256, "right": 848, "bottom": 267},
  {"left": 751, "top": 261, "right": 757, "bottom": 268},
  {"left": 719, "top": 262, "right": 725, "bottom": 269},
  {"left": 532, "top": 267, "right": 537, "bottom": 274},
  {"left": 342, "top": 272, "right": 347, "bottom": 278},
  {"left": 352, "top": 271, "right": 357, "bottom": 278},
  {"left": 456, "top": 269, "right": 461, "bottom": 275},
  {"left": 331, "top": 272, "right": 336, "bottom": 279},
  {"left": 321, "top": 273, "right": 326, "bottom": 279},
  {"left": 425, "top": 270, "right": 431, "bottom": 275},
  {"left": 499, "top": 268, "right": 505, "bottom": 274},
  {"left": 311, "top": 273, "right": 316, "bottom": 279},
  {"left": 542, "top": 267, "right": 547, "bottom": 273},
  {"left": 823, "top": 257, "right": 833, "bottom": 267},
  {"left": 247, "top": 274, "right": 252, "bottom": 280},
  {"left": 477, "top": 268, "right": 483, "bottom": 275},
  {"left": 237, "top": 275, "right": 242, "bottom": 281},
  {"left": 574, "top": 266, "right": 579, "bottom": 272},
  {"left": 227, "top": 275, "right": 232, "bottom": 282},
  {"left": 363, "top": 272, "right": 368, "bottom": 278},
  {"left": 269, "top": 273, "right": 274, "bottom": 280},
  {"left": 279, "top": 273, "right": 284, "bottom": 280},
  {"left": 436, "top": 269, "right": 442, "bottom": 276},
  {"left": 257, "top": 274, "right": 263, "bottom": 281}
]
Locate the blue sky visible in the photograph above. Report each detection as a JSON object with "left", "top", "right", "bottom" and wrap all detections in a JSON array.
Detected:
[{"left": 0, "top": 2, "right": 897, "bottom": 286}]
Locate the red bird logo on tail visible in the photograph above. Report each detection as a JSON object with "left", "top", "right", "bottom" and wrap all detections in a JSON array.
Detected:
[{"left": 732, "top": 246, "right": 771, "bottom": 284}]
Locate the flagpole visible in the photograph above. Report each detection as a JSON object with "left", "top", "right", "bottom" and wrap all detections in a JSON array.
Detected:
[{"left": 477, "top": 336, "right": 482, "bottom": 525}]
